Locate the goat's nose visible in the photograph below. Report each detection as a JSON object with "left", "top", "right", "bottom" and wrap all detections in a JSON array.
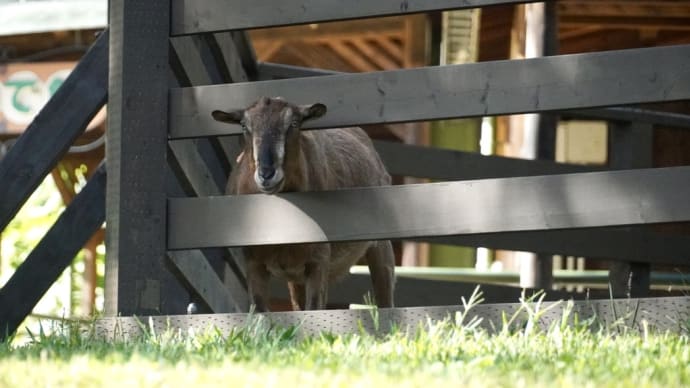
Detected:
[{"left": 259, "top": 166, "right": 276, "bottom": 180}]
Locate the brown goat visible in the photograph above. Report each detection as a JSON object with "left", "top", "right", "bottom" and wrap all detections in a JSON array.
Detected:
[{"left": 212, "top": 97, "right": 395, "bottom": 311}]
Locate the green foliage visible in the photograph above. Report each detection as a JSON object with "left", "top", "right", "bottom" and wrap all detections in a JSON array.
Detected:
[{"left": 2, "top": 291, "right": 690, "bottom": 387}]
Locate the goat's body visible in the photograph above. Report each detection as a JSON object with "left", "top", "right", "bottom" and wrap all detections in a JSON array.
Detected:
[{"left": 227, "top": 127, "right": 394, "bottom": 311}]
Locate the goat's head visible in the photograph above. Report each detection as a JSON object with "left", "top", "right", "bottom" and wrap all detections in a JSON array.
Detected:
[{"left": 212, "top": 96, "right": 327, "bottom": 194}]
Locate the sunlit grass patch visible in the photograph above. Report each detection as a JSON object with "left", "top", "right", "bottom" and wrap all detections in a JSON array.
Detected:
[{"left": 2, "top": 290, "right": 690, "bottom": 387}]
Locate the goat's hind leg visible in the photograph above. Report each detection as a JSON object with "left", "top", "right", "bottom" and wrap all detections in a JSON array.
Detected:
[
  {"left": 247, "top": 259, "right": 271, "bottom": 312},
  {"left": 304, "top": 244, "right": 330, "bottom": 310},
  {"left": 365, "top": 240, "right": 395, "bottom": 308}
]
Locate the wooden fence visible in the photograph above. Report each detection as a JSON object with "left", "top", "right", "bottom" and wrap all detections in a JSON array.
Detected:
[{"left": 2, "top": 0, "right": 690, "bottom": 339}]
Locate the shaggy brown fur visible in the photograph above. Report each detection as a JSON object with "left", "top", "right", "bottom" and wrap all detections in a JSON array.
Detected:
[{"left": 212, "top": 97, "right": 395, "bottom": 311}]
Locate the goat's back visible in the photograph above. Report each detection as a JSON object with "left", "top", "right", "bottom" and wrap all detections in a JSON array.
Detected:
[{"left": 300, "top": 127, "right": 390, "bottom": 191}]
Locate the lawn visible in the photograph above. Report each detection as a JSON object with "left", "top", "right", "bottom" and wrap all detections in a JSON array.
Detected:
[{"left": 2, "top": 293, "right": 689, "bottom": 388}]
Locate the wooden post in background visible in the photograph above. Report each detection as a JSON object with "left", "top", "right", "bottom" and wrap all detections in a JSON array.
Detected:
[
  {"left": 515, "top": 2, "right": 557, "bottom": 290},
  {"left": 608, "top": 121, "right": 653, "bottom": 298}
]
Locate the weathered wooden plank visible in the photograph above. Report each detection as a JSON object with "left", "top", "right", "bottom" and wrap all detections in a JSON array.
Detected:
[
  {"left": 231, "top": 31, "right": 258, "bottom": 79},
  {"left": 107, "top": 0, "right": 189, "bottom": 316},
  {"left": 170, "top": 45, "right": 690, "bottom": 139},
  {"left": 168, "top": 140, "right": 224, "bottom": 196},
  {"left": 171, "top": 0, "right": 534, "bottom": 35},
  {"left": 166, "top": 166, "right": 248, "bottom": 312},
  {"left": 421, "top": 227, "right": 690, "bottom": 267},
  {"left": 170, "top": 35, "right": 223, "bottom": 86},
  {"left": 0, "top": 165, "right": 106, "bottom": 341},
  {"left": 212, "top": 32, "right": 250, "bottom": 83},
  {"left": 168, "top": 250, "right": 248, "bottom": 312},
  {"left": 607, "top": 121, "right": 654, "bottom": 297},
  {"left": 168, "top": 28, "right": 249, "bottom": 284},
  {"left": 256, "top": 62, "right": 690, "bottom": 130},
  {"left": 0, "top": 30, "right": 108, "bottom": 233},
  {"left": 374, "top": 141, "right": 598, "bottom": 180},
  {"left": 168, "top": 166, "right": 690, "bottom": 249},
  {"left": 169, "top": 34, "right": 235, "bottom": 178}
]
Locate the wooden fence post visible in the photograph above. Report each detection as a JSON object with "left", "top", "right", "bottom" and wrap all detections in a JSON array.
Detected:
[{"left": 106, "top": 0, "right": 189, "bottom": 316}]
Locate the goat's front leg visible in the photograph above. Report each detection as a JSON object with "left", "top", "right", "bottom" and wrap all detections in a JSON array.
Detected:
[
  {"left": 287, "top": 281, "right": 305, "bottom": 311},
  {"left": 304, "top": 244, "right": 330, "bottom": 310},
  {"left": 247, "top": 258, "right": 271, "bottom": 312}
]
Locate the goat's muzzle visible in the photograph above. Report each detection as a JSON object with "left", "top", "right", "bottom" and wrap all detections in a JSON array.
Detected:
[{"left": 254, "top": 166, "right": 285, "bottom": 194}]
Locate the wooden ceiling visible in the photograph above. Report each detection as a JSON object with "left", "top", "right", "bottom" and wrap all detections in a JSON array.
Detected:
[
  {"left": 560, "top": 0, "right": 690, "bottom": 52},
  {"left": 249, "top": 16, "right": 414, "bottom": 72},
  {"left": 250, "top": 1, "right": 690, "bottom": 70}
]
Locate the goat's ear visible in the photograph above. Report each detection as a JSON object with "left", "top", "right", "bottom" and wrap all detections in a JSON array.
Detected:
[
  {"left": 299, "top": 103, "right": 327, "bottom": 122},
  {"left": 212, "top": 109, "right": 244, "bottom": 124}
]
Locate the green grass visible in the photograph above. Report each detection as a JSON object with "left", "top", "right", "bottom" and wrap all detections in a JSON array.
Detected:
[{"left": 2, "top": 293, "right": 690, "bottom": 387}]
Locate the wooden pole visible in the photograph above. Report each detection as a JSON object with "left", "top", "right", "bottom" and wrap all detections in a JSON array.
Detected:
[{"left": 106, "top": 0, "right": 189, "bottom": 316}]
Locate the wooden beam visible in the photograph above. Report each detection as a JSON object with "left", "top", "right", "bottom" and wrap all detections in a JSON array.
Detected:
[
  {"left": 0, "top": 165, "right": 105, "bottom": 341},
  {"left": 170, "top": 35, "right": 224, "bottom": 86},
  {"left": 168, "top": 166, "right": 690, "bottom": 250},
  {"left": 172, "top": 0, "right": 535, "bottom": 35},
  {"left": 558, "top": 1, "right": 690, "bottom": 19},
  {"left": 107, "top": 0, "right": 189, "bottom": 316},
  {"left": 607, "top": 121, "right": 654, "bottom": 297},
  {"left": 560, "top": 16, "right": 690, "bottom": 31},
  {"left": 374, "top": 37, "right": 405, "bottom": 64},
  {"left": 231, "top": 31, "right": 259, "bottom": 80},
  {"left": 350, "top": 38, "right": 400, "bottom": 70},
  {"left": 169, "top": 45, "right": 690, "bottom": 139},
  {"left": 210, "top": 32, "right": 250, "bottom": 83},
  {"left": 420, "top": 227, "right": 690, "bottom": 267},
  {"left": 0, "top": 30, "right": 108, "bottom": 233},
  {"left": 247, "top": 63, "right": 690, "bottom": 129},
  {"left": 168, "top": 250, "right": 248, "bottom": 313},
  {"left": 167, "top": 29, "right": 251, "bottom": 302},
  {"left": 373, "top": 140, "right": 598, "bottom": 180},
  {"left": 326, "top": 41, "right": 377, "bottom": 72}
]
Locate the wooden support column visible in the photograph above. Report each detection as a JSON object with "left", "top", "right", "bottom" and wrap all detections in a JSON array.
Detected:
[
  {"left": 608, "top": 121, "right": 654, "bottom": 298},
  {"left": 516, "top": 2, "right": 556, "bottom": 290},
  {"left": 106, "top": 0, "right": 189, "bottom": 316}
]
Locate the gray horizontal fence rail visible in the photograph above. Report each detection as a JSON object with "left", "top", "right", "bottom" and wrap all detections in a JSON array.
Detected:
[
  {"left": 256, "top": 62, "right": 690, "bottom": 129},
  {"left": 170, "top": 45, "right": 690, "bottom": 139},
  {"left": 168, "top": 166, "right": 690, "bottom": 249},
  {"left": 421, "top": 227, "right": 690, "bottom": 266},
  {"left": 374, "top": 140, "right": 599, "bottom": 180},
  {"left": 0, "top": 30, "right": 108, "bottom": 232},
  {"left": 171, "top": 0, "right": 534, "bottom": 35},
  {"left": 97, "top": 296, "right": 690, "bottom": 339}
]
